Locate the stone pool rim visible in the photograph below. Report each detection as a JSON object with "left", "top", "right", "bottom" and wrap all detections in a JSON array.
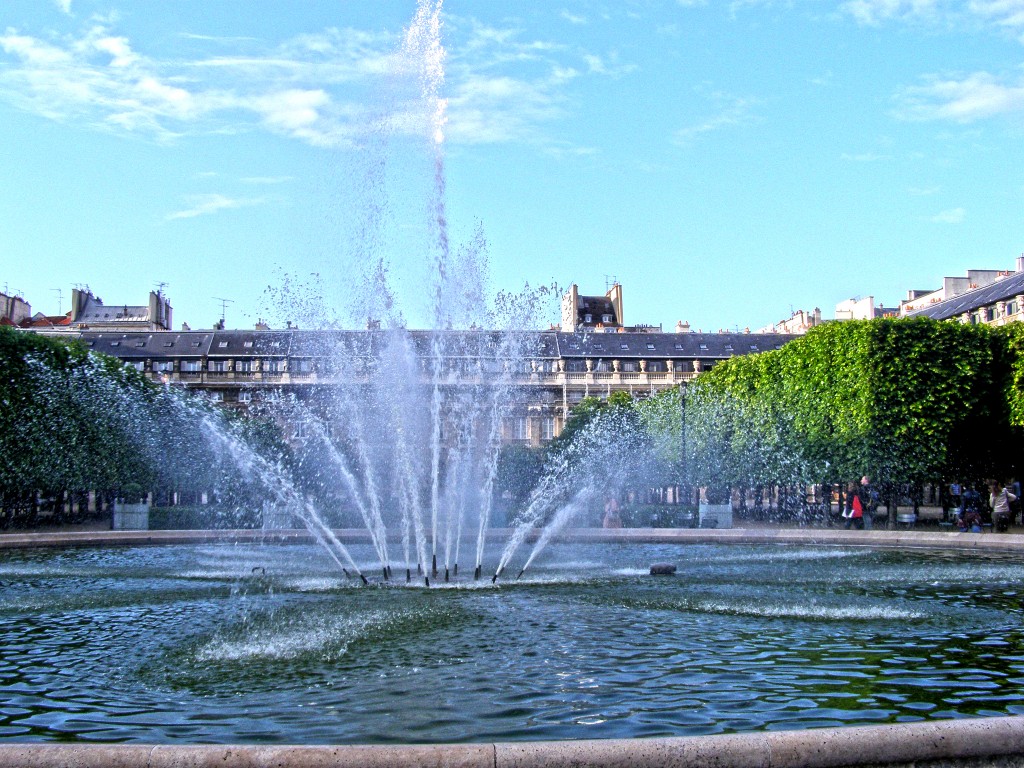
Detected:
[
  {"left": 0, "top": 716, "right": 1022, "bottom": 767},
  {"left": 3, "top": 526, "right": 1024, "bottom": 554}
]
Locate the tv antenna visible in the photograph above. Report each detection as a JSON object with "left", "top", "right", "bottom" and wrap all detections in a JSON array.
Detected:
[
  {"left": 604, "top": 274, "right": 619, "bottom": 292},
  {"left": 51, "top": 288, "right": 63, "bottom": 315},
  {"left": 154, "top": 281, "right": 169, "bottom": 296},
  {"left": 212, "top": 296, "right": 234, "bottom": 326}
]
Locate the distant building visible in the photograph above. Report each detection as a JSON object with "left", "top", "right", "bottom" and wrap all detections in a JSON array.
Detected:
[
  {"left": 69, "top": 288, "right": 173, "bottom": 331},
  {"left": 560, "top": 283, "right": 662, "bottom": 333},
  {"left": 0, "top": 291, "right": 31, "bottom": 327},
  {"left": 835, "top": 296, "right": 898, "bottom": 321},
  {"left": 906, "top": 256, "right": 1024, "bottom": 327},
  {"left": 756, "top": 308, "right": 823, "bottom": 335},
  {"left": 899, "top": 268, "right": 1014, "bottom": 316}
]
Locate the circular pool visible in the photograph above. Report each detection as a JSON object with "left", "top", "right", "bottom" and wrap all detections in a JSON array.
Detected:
[{"left": 1, "top": 539, "right": 1022, "bottom": 743}]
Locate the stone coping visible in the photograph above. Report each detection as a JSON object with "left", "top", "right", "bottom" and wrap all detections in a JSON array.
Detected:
[
  {"left": 4, "top": 526, "right": 1024, "bottom": 554},
  {"left": 0, "top": 716, "right": 1022, "bottom": 767}
]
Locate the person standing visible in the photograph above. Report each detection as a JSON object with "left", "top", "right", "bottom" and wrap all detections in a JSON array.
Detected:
[{"left": 990, "top": 481, "right": 1017, "bottom": 533}]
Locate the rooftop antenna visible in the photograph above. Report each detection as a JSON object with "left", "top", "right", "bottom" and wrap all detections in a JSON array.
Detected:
[
  {"left": 212, "top": 296, "right": 234, "bottom": 326},
  {"left": 51, "top": 288, "right": 63, "bottom": 315},
  {"left": 604, "top": 274, "right": 619, "bottom": 292},
  {"left": 154, "top": 281, "right": 169, "bottom": 297}
]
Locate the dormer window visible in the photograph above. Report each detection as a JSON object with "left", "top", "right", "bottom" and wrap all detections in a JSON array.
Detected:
[
  {"left": 602, "top": 314, "right": 612, "bottom": 323},
  {"left": 584, "top": 314, "right": 592, "bottom": 323}
]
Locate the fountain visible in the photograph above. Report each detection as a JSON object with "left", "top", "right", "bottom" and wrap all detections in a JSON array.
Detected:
[{"left": 3, "top": 1, "right": 1024, "bottom": 760}]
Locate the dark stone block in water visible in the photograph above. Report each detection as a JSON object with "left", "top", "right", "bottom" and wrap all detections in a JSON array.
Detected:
[{"left": 650, "top": 563, "right": 677, "bottom": 575}]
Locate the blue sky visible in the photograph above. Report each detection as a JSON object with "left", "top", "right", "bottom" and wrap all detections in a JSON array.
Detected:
[{"left": 1, "top": 1, "right": 1022, "bottom": 332}]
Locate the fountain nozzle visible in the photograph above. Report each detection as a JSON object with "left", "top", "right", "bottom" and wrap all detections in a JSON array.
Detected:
[
  {"left": 516, "top": 569, "right": 525, "bottom": 580},
  {"left": 491, "top": 574, "right": 499, "bottom": 584},
  {"left": 343, "top": 568, "right": 352, "bottom": 579},
  {"left": 425, "top": 576, "right": 430, "bottom": 588},
  {"left": 360, "top": 574, "right": 369, "bottom": 586},
  {"left": 432, "top": 554, "right": 437, "bottom": 577},
  {"left": 406, "top": 568, "right": 412, "bottom": 583},
  {"left": 453, "top": 563, "right": 458, "bottom": 577},
  {"left": 474, "top": 565, "right": 481, "bottom": 580},
  {"left": 382, "top": 567, "right": 389, "bottom": 581},
  {"left": 445, "top": 567, "right": 449, "bottom": 583}
]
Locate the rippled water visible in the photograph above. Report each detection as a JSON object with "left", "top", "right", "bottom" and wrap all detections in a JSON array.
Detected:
[{"left": 0, "top": 541, "right": 1022, "bottom": 743}]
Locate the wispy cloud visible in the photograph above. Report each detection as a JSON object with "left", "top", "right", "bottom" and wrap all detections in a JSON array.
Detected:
[
  {"left": 0, "top": 14, "right": 628, "bottom": 152},
  {"left": 241, "top": 175, "right": 293, "bottom": 185},
  {"left": 894, "top": 71, "right": 1024, "bottom": 121},
  {"left": 930, "top": 206, "right": 966, "bottom": 224},
  {"left": 54, "top": 0, "right": 72, "bottom": 15},
  {"left": 560, "top": 10, "right": 588, "bottom": 25},
  {"left": 166, "top": 193, "right": 266, "bottom": 220},
  {"left": 840, "top": 0, "right": 1024, "bottom": 38},
  {"left": 840, "top": 151, "right": 891, "bottom": 161},
  {"left": 674, "top": 91, "right": 761, "bottom": 144},
  {"left": 909, "top": 184, "right": 941, "bottom": 195}
]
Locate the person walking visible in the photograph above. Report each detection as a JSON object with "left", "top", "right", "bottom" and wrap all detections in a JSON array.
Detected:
[{"left": 843, "top": 481, "right": 864, "bottom": 530}]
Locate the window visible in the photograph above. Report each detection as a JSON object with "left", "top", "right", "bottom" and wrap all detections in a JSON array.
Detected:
[
  {"left": 243, "top": 341, "right": 254, "bottom": 348},
  {"left": 541, "top": 416, "right": 555, "bottom": 441},
  {"left": 163, "top": 341, "right": 173, "bottom": 347},
  {"left": 292, "top": 359, "right": 312, "bottom": 373},
  {"left": 646, "top": 343, "right": 655, "bottom": 350},
  {"left": 507, "top": 417, "right": 528, "bottom": 441},
  {"left": 584, "top": 314, "right": 592, "bottom": 323},
  {"left": 209, "top": 391, "right": 224, "bottom": 402},
  {"left": 181, "top": 360, "right": 201, "bottom": 372},
  {"left": 674, "top": 343, "right": 683, "bottom": 350},
  {"left": 620, "top": 343, "right": 629, "bottom": 350},
  {"left": 125, "top": 361, "right": 144, "bottom": 371},
  {"left": 110, "top": 341, "right": 120, "bottom": 347},
  {"left": 236, "top": 359, "right": 253, "bottom": 373},
  {"left": 602, "top": 314, "right": 612, "bottom": 323},
  {"left": 208, "top": 360, "right": 228, "bottom": 372},
  {"left": 725, "top": 345, "right": 734, "bottom": 353},
  {"left": 267, "top": 359, "right": 287, "bottom": 372},
  {"left": 218, "top": 341, "right": 228, "bottom": 348},
  {"left": 1009, "top": 301, "right": 1018, "bottom": 315},
  {"left": 134, "top": 341, "right": 145, "bottom": 347},
  {"left": 238, "top": 390, "right": 253, "bottom": 403},
  {"left": 622, "top": 361, "right": 638, "bottom": 372},
  {"left": 153, "top": 361, "right": 174, "bottom": 372},
  {"left": 699, "top": 343, "right": 709, "bottom": 351}
]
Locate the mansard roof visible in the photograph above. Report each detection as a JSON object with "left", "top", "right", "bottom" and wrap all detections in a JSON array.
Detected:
[
  {"left": 54, "top": 327, "right": 795, "bottom": 360},
  {"left": 907, "top": 271, "right": 1024, "bottom": 321}
]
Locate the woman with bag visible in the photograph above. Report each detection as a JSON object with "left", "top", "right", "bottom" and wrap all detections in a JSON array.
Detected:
[{"left": 844, "top": 481, "right": 864, "bottom": 530}]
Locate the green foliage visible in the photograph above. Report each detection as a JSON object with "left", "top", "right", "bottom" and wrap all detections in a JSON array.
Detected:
[
  {"left": 683, "top": 318, "right": 1015, "bottom": 491},
  {"left": 0, "top": 326, "right": 292, "bottom": 525}
]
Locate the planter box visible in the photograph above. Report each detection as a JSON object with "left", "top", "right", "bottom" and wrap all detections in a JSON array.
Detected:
[
  {"left": 699, "top": 502, "right": 733, "bottom": 529},
  {"left": 112, "top": 502, "right": 150, "bottom": 531}
]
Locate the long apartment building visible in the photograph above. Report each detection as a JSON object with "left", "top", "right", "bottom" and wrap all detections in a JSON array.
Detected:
[{"left": 43, "top": 326, "right": 794, "bottom": 446}]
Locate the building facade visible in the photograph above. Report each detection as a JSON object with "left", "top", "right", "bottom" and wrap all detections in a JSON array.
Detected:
[{"left": 39, "top": 326, "right": 795, "bottom": 447}]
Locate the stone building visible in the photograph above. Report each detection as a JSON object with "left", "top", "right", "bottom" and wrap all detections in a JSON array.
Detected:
[{"left": 41, "top": 326, "right": 794, "bottom": 446}]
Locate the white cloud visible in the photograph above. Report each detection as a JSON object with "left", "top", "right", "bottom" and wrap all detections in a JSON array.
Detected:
[
  {"left": 840, "top": 0, "right": 1024, "bottom": 36},
  {"left": 560, "top": 11, "right": 588, "bottom": 25},
  {"left": 166, "top": 193, "right": 266, "bottom": 220},
  {"left": 54, "top": 0, "right": 72, "bottom": 15},
  {"left": 0, "top": 14, "right": 634, "bottom": 151},
  {"left": 674, "top": 92, "right": 761, "bottom": 144},
  {"left": 840, "top": 151, "right": 891, "bottom": 161},
  {"left": 930, "top": 206, "right": 966, "bottom": 223},
  {"left": 894, "top": 71, "right": 1024, "bottom": 121},
  {"left": 909, "top": 184, "right": 942, "bottom": 195}
]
